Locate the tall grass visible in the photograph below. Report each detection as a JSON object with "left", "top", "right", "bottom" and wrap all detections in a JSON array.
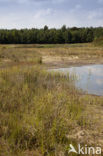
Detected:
[
  {"left": 0, "top": 44, "right": 103, "bottom": 155},
  {"left": 93, "top": 37, "right": 103, "bottom": 47},
  {"left": 0, "top": 46, "right": 42, "bottom": 68},
  {"left": 0, "top": 66, "right": 86, "bottom": 155}
]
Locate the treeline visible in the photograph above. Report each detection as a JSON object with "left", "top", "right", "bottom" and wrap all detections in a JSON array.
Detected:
[{"left": 0, "top": 25, "right": 103, "bottom": 44}]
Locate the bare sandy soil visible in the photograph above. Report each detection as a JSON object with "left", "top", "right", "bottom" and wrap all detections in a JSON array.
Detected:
[{"left": 43, "top": 55, "right": 103, "bottom": 69}]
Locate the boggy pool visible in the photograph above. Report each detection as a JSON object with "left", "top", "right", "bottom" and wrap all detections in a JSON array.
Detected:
[{"left": 50, "top": 64, "right": 103, "bottom": 96}]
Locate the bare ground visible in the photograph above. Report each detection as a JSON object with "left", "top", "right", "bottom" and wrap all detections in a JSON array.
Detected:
[{"left": 43, "top": 55, "right": 103, "bottom": 69}]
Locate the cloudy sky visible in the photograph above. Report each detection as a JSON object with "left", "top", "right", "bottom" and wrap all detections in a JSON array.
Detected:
[{"left": 0, "top": 0, "right": 103, "bottom": 29}]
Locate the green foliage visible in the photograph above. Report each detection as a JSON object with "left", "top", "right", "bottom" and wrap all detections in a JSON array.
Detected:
[{"left": 0, "top": 26, "right": 98, "bottom": 44}]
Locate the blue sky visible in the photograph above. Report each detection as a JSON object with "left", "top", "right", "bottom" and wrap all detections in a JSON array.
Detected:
[{"left": 0, "top": 0, "right": 103, "bottom": 29}]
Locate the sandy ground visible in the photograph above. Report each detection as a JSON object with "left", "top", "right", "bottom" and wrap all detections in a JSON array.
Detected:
[{"left": 43, "top": 55, "right": 103, "bottom": 69}]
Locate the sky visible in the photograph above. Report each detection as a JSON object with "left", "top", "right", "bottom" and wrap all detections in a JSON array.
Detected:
[{"left": 0, "top": 0, "right": 103, "bottom": 29}]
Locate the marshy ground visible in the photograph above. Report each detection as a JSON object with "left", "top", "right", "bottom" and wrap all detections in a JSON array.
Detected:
[{"left": 0, "top": 43, "right": 103, "bottom": 156}]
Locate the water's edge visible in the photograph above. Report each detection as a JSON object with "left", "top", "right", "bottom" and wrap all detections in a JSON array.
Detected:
[{"left": 49, "top": 64, "right": 103, "bottom": 96}]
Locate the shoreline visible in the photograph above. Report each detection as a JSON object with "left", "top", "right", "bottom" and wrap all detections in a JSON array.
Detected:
[{"left": 43, "top": 57, "right": 103, "bottom": 69}]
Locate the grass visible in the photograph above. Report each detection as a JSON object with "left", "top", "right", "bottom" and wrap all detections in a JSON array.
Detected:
[
  {"left": 0, "top": 67, "right": 83, "bottom": 155},
  {"left": 93, "top": 37, "right": 103, "bottom": 47},
  {"left": 0, "top": 44, "right": 103, "bottom": 155},
  {"left": 42, "top": 44, "right": 103, "bottom": 57},
  {"left": 0, "top": 45, "right": 42, "bottom": 68}
]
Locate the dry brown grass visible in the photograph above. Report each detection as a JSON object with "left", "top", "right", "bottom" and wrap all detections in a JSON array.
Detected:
[
  {"left": 0, "top": 44, "right": 103, "bottom": 155},
  {"left": 0, "top": 43, "right": 103, "bottom": 69}
]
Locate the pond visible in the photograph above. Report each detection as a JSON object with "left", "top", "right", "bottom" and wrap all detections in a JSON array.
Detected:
[{"left": 50, "top": 64, "right": 103, "bottom": 96}]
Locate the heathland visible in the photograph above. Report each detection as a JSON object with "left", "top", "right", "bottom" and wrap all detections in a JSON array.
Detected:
[{"left": 0, "top": 43, "right": 103, "bottom": 156}]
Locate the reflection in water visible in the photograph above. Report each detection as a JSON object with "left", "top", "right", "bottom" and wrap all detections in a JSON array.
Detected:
[{"left": 50, "top": 65, "right": 103, "bottom": 96}]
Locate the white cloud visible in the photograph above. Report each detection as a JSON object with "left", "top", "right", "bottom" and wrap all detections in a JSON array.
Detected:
[
  {"left": 34, "top": 9, "right": 52, "bottom": 19},
  {"left": 88, "top": 9, "right": 103, "bottom": 20},
  {"left": 69, "top": 4, "right": 82, "bottom": 14},
  {"left": 0, "top": 0, "right": 103, "bottom": 28}
]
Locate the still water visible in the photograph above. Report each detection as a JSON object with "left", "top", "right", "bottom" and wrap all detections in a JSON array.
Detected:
[{"left": 50, "top": 64, "right": 103, "bottom": 96}]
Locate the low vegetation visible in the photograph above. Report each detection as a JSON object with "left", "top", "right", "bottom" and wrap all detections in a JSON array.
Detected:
[
  {"left": 0, "top": 45, "right": 42, "bottom": 68},
  {"left": 94, "top": 36, "right": 103, "bottom": 47},
  {"left": 0, "top": 66, "right": 103, "bottom": 156},
  {"left": 0, "top": 44, "right": 103, "bottom": 155}
]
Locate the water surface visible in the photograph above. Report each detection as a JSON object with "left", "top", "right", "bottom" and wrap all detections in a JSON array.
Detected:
[{"left": 50, "top": 64, "right": 103, "bottom": 96}]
